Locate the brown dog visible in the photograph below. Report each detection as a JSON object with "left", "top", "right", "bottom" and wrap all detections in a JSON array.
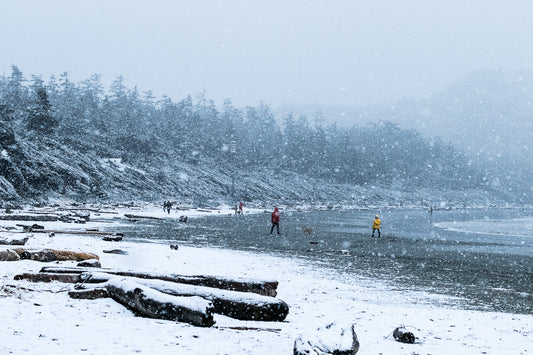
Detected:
[{"left": 302, "top": 226, "right": 313, "bottom": 235}]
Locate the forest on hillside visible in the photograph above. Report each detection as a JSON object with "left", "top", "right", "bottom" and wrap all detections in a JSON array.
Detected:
[{"left": 1, "top": 66, "right": 490, "bottom": 201}]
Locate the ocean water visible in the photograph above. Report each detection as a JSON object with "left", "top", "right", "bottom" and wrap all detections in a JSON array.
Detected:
[{"left": 117, "top": 207, "right": 533, "bottom": 314}]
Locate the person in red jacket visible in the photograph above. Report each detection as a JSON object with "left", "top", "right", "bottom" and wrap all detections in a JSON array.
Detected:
[{"left": 270, "top": 206, "right": 280, "bottom": 235}]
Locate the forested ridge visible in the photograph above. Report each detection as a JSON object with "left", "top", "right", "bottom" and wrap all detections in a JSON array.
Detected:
[{"left": 0, "top": 66, "right": 501, "bottom": 204}]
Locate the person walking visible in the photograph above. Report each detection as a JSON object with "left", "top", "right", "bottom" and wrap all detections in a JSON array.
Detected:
[
  {"left": 239, "top": 201, "right": 243, "bottom": 215},
  {"left": 372, "top": 215, "right": 381, "bottom": 238},
  {"left": 270, "top": 206, "right": 281, "bottom": 235}
]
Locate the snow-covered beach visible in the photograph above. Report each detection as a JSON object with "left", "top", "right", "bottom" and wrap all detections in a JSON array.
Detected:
[{"left": 1, "top": 204, "right": 531, "bottom": 354}]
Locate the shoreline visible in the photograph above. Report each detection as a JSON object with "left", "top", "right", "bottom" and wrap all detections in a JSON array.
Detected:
[{"left": 1, "top": 203, "right": 532, "bottom": 354}]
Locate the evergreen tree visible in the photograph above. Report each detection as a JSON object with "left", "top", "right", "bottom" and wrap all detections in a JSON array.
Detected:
[{"left": 26, "top": 86, "right": 58, "bottom": 134}]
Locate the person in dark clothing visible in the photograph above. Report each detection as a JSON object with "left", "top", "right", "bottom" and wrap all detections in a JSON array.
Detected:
[
  {"left": 164, "top": 201, "right": 172, "bottom": 214},
  {"left": 270, "top": 207, "right": 280, "bottom": 235}
]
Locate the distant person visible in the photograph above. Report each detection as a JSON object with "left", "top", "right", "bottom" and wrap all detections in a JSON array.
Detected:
[
  {"left": 239, "top": 201, "right": 243, "bottom": 215},
  {"left": 234, "top": 203, "right": 239, "bottom": 214},
  {"left": 372, "top": 215, "right": 381, "bottom": 238},
  {"left": 165, "top": 201, "right": 172, "bottom": 214},
  {"left": 270, "top": 207, "right": 281, "bottom": 235}
]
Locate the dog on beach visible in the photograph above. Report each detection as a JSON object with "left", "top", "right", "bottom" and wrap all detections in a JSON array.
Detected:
[{"left": 302, "top": 226, "right": 313, "bottom": 235}]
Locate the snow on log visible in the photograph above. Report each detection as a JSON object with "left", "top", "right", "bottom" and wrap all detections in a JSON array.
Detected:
[
  {"left": 0, "top": 214, "right": 60, "bottom": 222},
  {"left": 393, "top": 326, "right": 416, "bottom": 344},
  {"left": 14, "top": 272, "right": 82, "bottom": 283},
  {"left": 0, "top": 237, "right": 29, "bottom": 246},
  {"left": 105, "top": 278, "right": 215, "bottom": 327},
  {"left": 0, "top": 249, "right": 21, "bottom": 261},
  {"left": 294, "top": 323, "right": 359, "bottom": 355},
  {"left": 79, "top": 273, "right": 288, "bottom": 321},
  {"left": 77, "top": 259, "right": 102, "bottom": 268},
  {"left": 40, "top": 266, "right": 278, "bottom": 296},
  {"left": 140, "top": 278, "right": 288, "bottom": 321}
]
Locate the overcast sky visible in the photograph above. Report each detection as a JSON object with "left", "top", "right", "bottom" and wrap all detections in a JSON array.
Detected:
[{"left": 1, "top": 0, "right": 532, "bottom": 107}]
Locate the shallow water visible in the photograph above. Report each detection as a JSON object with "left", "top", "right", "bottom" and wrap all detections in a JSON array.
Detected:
[{"left": 114, "top": 207, "right": 533, "bottom": 314}]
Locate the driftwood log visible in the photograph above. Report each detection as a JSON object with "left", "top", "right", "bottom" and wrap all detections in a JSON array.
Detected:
[
  {"left": 17, "top": 268, "right": 287, "bottom": 325},
  {"left": 102, "top": 236, "right": 123, "bottom": 242},
  {"left": 16, "top": 270, "right": 286, "bottom": 321},
  {"left": 138, "top": 277, "right": 288, "bottom": 321},
  {"left": 40, "top": 266, "right": 278, "bottom": 297},
  {"left": 0, "top": 213, "right": 88, "bottom": 223},
  {"left": 0, "top": 249, "right": 21, "bottom": 261},
  {"left": 74, "top": 273, "right": 288, "bottom": 321},
  {"left": 15, "top": 272, "right": 83, "bottom": 283},
  {"left": 105, "top": 278, "right": 215, "bottom": 327},
  {"left": 294, "top": 323, "right": 359, "bottom": 355},
  {"left": 124, "top": 214, "right": 164, "bottom": 220},
  {"left": 393, "top": 327, "right": 416, "bottom": 344},
  {"left": 16, "top": 273, "right": 216, "bottom": 327},
  {"left": 0, "top": 237, "right": 29, "bottom": 246},
  {"left": 69, "top": 287, "right": 109, "bottom": 299},
  {"left": 29, "top": 229, "right": 124, "bottom": 237},
  {"left": 13, "top": 249, "right": 99, "bottom": 262},
  {"left": 103, "top": 249, "right": 128, "bottom": 255},
  {"left": 0, "top": 214, "right": 60, "bottom": 222},
  {"left": 77, "top": 259, "right": 102, "bottom": 268}
]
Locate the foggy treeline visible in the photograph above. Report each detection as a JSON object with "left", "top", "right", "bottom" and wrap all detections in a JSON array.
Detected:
[{"left": 1, "top": 66, "right": 489, "bottom": 196}]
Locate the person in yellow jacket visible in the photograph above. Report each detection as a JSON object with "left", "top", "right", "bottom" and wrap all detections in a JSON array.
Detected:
[{"left": 372, "top": 215, "right": 381, "bottom": 238}]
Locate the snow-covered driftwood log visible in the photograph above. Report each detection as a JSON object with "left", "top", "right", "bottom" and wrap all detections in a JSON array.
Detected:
[
  {"left": 0, "top": 212, "right": 89, "bottom": 223},
  {"left": 393, "top": 326, "right": 416, "bottom": 344},
  {"left": 0, "top": 214, "right": 60, "bottom": 222},
  {"left": 294, "top": 323, "right": 359, "bottom": 355},
  {"left": 0, "top": 237, "right": 29, "bottom": 245},
  {"left": 40, "top": 266, "right": 278, "bottom": 296},
  {"left": 17, "top": 266, "right": 288, "bottom": 326},
  {"left": 0, "top": 249, "right": 21, "bottom": 261},
  {"left": 15, "top": 272, "right": 83, "bottom": 283},
  {"left": 105, "top": 278, "right": 215, "bottom": 327},
  {"left": 72, "top": 272, "right": 289, "bottom": 321}
]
